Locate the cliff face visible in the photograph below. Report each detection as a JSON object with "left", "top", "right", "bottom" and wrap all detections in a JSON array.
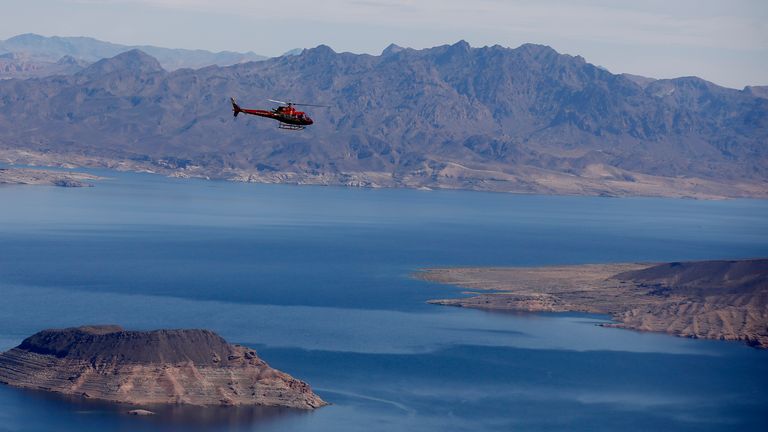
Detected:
[{"left": 0, "top": 326, "right": 326, "bottom": 409}]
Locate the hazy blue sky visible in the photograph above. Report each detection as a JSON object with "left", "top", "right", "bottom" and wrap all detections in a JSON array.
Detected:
[{"left": 3, "top": 0, "right": 767, "bottom": 88}]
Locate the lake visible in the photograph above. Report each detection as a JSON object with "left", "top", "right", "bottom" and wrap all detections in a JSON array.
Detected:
[{"left": 0, "top": 170, "right": 767, "bottom": 431}]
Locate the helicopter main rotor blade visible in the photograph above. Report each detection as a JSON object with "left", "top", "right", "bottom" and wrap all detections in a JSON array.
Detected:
[
  {"left": 291, "top": 103, "right": 330, "bottom": 108},
  {"left": 268, "top": 98, "right": 329, "bottom": 107}
]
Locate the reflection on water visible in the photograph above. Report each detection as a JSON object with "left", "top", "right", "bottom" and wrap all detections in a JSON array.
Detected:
[
  {"left": 0, "top": 385, "right": 309, "bottom": 432},
  {"left": 116, "top": 403, "right": 305, "bottom": 429}
]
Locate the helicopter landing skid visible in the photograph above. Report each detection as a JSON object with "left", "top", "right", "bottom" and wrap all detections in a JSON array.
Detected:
[{"left": 278, "top": 123, "right": 305, "bottom": 130}]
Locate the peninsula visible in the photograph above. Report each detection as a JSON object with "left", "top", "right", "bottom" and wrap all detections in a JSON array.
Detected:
[
  {"left": 0, "top": 325, "right": 326, "bottom": 409},
  {"left": 419, "top": 259, "right": 768, "bottom": 348},
  {"left": 0, "top": 167, "right": 100, "bottom": 187}
]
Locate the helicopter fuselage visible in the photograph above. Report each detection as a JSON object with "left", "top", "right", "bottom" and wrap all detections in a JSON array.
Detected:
[
  {"left": 231, "top": 98, "right": 321, "bottom": 130},
  {"left": 238, "top": 106, "right": 314, "bottom": 126}
]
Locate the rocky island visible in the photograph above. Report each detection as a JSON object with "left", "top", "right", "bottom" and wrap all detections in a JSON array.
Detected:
[
  {"left": 0, "top": 325, "right": 326, "bottom": 409},
  {"left": 419, "top": 259, "right": 768, "bottom": 348}
]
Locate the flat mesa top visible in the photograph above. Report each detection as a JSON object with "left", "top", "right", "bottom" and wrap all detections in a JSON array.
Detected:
[
  {"left": 17, "top": 325, "right": 235, "bottom": 365},
  {"left": 68, "top": 324, "right": 125, "bottom": 335}
]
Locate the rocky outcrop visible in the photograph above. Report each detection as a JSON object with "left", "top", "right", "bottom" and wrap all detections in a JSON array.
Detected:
[{"left": 0, "top": 326, "right": 326, "bottom": 408}]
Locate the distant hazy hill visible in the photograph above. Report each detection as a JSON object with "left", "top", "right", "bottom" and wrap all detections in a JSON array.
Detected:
[
  {"left": 0, "top": 33, "right": 267, "bottom": 77},
  {"left": 0, "top": 42, "right": 765, "bottom": 198},
  {"left": 0, "top": 52, "right": 89, "bottom": 79}
]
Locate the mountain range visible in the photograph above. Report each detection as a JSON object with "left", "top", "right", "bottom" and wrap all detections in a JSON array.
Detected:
[
  {"left": 0, "top": 33, "right": 267, "bottom": 78},
  {"left": 0, "top": 40, "right": 765, "bottom": 198},
  {"left": 0, "top": 51, "right": 89, "bottom": 80}
]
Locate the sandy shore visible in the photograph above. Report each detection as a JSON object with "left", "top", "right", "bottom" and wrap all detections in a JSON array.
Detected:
[{"left": 418, "top": 260, "right": 768, "bottom": 348}]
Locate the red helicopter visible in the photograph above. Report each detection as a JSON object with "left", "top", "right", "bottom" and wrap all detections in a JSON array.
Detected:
[{"left": 231, "top": 97, "right": 327, "bottom": 130}]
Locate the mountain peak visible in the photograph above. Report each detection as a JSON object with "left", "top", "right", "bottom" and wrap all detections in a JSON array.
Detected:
[
  {"left": 516, "top": 43, "right": 557, "bottom": 55},
  {"left": 382, "top": 43, "right": 405, "bottom": 56},
  {"left": 306, "top": 44, "right": 336, "bottom": 55},
  {"left": 300, "top": 45, "right": 337, "bottom": 64},
  {"left": 80, "top": 49, "right": 164, "bottom": 77},
  {"left": 281, "top": 48, "right": 304, "bottom": 57},
  {"left": 4, "top": 33, "right": 47, "bottom": 44},
  {"left": 114, "top": 49, "right": 162, "bottom": 65},
  {"left": 451, "top": 40, "right": 471, "bottom": 50}
]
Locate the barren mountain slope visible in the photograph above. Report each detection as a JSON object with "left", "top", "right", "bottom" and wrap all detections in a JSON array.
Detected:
[{"left": 0, "top": 42, "right": 765, "bottom": 197}]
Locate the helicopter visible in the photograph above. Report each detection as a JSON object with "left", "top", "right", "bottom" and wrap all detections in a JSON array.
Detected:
[{"left": 231, "top": 97, "right": 327, "bottom": 130}]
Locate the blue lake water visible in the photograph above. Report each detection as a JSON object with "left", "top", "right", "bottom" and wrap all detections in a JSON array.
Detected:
[{"left": 0, "top": 170, "right": 767, "bottom": 431}]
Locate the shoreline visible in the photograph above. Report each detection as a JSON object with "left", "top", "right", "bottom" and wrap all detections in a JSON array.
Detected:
[
  {"left": 417, "top": 260, "right": 768, "bottom": 348},
  {"left": 0, "top": 166, "right": 102, "bottom": 187},
  {"left": 2, "top": 150, "right": 766, "bottom": 200}
]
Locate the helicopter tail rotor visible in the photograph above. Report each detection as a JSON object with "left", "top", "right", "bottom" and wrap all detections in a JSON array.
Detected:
[{"left": 231, "top": 97, "right": 242, "bottom": 118}]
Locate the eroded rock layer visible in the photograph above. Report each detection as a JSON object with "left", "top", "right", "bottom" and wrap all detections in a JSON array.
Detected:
[{"left": 0, "top": 326, "right": 326, "bottom": 408}]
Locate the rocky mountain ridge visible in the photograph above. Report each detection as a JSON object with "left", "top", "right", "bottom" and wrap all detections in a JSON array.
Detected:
[
  {"left": 0, "top": 41, "right": 765, "bottom": 198},
  {"left": 0, "top": 52, "right": 89, "bottom": 79}
]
